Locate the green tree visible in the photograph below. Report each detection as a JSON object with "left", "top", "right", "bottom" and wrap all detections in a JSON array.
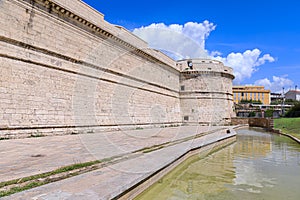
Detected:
[
  {"left": 285, "top": 102, "right": 300, "bottom": 117},
  {"left": 265, "top": 109, "right": 274, "bottom": 118},
  {"left": 249, "top": 111, "right": 256, "bottom": 117}
]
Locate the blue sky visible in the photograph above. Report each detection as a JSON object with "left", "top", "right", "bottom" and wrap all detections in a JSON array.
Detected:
[{"left": 83, "top": 0, "right": 299, "bottom": 93}]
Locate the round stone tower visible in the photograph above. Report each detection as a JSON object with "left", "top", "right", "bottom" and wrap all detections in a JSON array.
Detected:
[{"left": 177, "top": 59, "right": 235, "bottom": 125}]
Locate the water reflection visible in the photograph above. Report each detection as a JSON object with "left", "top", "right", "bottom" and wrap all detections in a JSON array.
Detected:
[{"left": 136, "top": 128, "right": 300, "bottom": 200}]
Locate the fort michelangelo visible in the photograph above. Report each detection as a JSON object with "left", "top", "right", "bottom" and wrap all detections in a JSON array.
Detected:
[
  {"left": 0, "top": 0, "right": 234, "bottom": 138},
  {"left": 0, "top": 0, "right": 239, "bottom": 199}
]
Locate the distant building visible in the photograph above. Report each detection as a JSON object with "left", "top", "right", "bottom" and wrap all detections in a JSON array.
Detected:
[
  {"left": 285, "top": 90, "right": 300, "bottom": 101},
  {"left": 233, "top": 86, "right": 270, "bottom": 105},
  {"left": 270, "top": 92, "right": 283, "bottom": 103}
]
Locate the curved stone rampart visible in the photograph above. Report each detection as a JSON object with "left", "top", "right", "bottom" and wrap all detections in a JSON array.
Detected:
[{"left": 178, "top": 59, "right": 235, "bottom": 125}]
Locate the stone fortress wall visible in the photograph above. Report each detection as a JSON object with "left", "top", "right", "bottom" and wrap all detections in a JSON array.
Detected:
[
  {"left": 0, "top": 0, "right": 234, "bottom": 138},
  {"left": 178, "top": 59, "right": 234, "bottom": 125}
]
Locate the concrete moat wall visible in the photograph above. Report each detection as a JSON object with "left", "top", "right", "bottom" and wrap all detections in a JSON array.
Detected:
[
  {"left": 231, "top": 117, "right": 274, "bottom": 131},
  {"left": 0, "top": 0, "right": 234, "bottom": 138}
]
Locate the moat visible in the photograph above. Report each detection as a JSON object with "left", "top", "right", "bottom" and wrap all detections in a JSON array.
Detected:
[{"left": 136, "top": 128, "right": 300, "bottom": 200}]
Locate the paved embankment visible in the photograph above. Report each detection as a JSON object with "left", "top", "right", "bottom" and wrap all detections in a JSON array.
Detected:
[
  {"left": 272, "top": 129, "right": 300, "bottom": 144},
  {"left": 1, "top": 126, "right": 236, "bottom": 199}
]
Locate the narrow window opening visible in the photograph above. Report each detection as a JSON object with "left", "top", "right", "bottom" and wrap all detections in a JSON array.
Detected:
[{"left": 187, "top": 61, "right": 193, "bottom": 70}]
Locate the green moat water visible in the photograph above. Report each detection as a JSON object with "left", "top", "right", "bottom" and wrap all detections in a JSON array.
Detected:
[{"left": 136, "top": 128, "right": 300, "bottom": 200}]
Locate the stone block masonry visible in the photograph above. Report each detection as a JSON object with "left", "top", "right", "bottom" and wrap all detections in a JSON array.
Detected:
[
  {"left": 0, "top": 0, "right": 234, "bottom": 138},
  {"left": 178, "top": 59, "right": 235, "bottom": 125}
]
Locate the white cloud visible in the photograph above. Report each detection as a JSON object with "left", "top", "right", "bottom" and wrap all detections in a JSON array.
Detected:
[
  {"left": 254, "top": 76, "right": 294, "bottom": 93},
  {"left": 256, "top": 54, "right": 275, "bottom": 66},
  {"left": 132, "top": 21, "right": 216, "bottom": 59},
  {"left": 210, "top": 51, "right": 222, "bottom": 57},
  {"left": 254, "top": 78, "right": 272, "bottom": 88},
  {"left": 214, "top": 49, "right": 275, "bottom": 83},
  {"left": 133, "top": 22, "right": 275, "bottom": 84}
]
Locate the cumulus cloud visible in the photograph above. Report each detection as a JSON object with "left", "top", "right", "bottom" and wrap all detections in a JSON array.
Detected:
[
  {"left": 210, "top": 51, "right": 222, "bottom": 57},
  {"left": 133, "top": 21, "right": 275, "bottom": 83},
  {"left": 254, "top": 75, "right": 294, "bottom": 93},
  {"left": 214, "top": 49, "right": 275, "bottom": 83},
  {"left": 133, "top": 21, "right": 216, "bottom": 59}
]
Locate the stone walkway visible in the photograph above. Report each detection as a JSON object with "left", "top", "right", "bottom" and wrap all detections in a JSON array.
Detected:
[{"left": 1, "top": 125, "right": 236, "bottom": 199}]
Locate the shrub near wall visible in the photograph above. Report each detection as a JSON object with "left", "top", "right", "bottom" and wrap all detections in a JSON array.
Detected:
[{"left": 285, "top": 103, "right": 300, "bottom": 118}]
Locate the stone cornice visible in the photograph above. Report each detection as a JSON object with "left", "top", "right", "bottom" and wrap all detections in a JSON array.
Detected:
[
  {"left": 180, "top": 91, "right": 233, "bottom": 96},
  {"left": 180, "top": 70, "right": 235, "bottom": 80},
  {"left": 20, "top": 0, "right": 176, "bottom": 69}
]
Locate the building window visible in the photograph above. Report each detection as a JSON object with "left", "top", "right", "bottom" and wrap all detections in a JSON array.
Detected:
[
  {"left": 181, "top": 85, "right": 185, "bottom": 91},
  {"left": 184, "top": 116, "right": 189, "bottom": 121},
  {"left": 187, "top": 61, "right": 193, "bottom": 69}
]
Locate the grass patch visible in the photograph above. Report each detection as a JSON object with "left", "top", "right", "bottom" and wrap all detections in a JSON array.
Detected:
[
  {"left": 0, "top": 160, "right": 101, "bottom": 187},
  {"left": 0, "top": 182, "right": 44, "bottom": 197},
  {"left": 29, "top": 133, "right": 44, "bottom": 138},
  {"left": 142, "top": 146, "right": 164, "bottom": 154},
  {"left": 274, "top": 117, "right": 300, "bottom": 140},
  {"left": 0, "top": 160, "right": 102, "bottom": 197}
]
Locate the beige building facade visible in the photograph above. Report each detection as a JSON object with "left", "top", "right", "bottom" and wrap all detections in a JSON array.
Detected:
[
  {"left": 0, "top": 0, "right": 234, "bottom": 138},
  {"left": 233, "top": 86, "right": 271, "bottom": 105}
]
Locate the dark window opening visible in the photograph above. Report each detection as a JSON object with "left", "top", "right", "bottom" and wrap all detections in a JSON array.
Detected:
[
  {"left": 181, "top": 85, "right": 185, "bottom": 91},
  {"left": 187, "top": 61, "right": 193, "bottom": 69},
  {"left": 184, "top": 116, "right": 189, "bottom": 121}
]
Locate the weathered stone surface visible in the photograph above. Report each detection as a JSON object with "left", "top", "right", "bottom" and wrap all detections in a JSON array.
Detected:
[
  {"left": 179, "top": 59, "right": 234, "bottom": 125},
  {"left": 0, "top": 0, "right": 234, "bottom": 137},
  {"left": 0, "top": 126, "right": 229, "bottom": 183},
  {"left": 0, "top": 126, "right": 236, "bottom": 199}
]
